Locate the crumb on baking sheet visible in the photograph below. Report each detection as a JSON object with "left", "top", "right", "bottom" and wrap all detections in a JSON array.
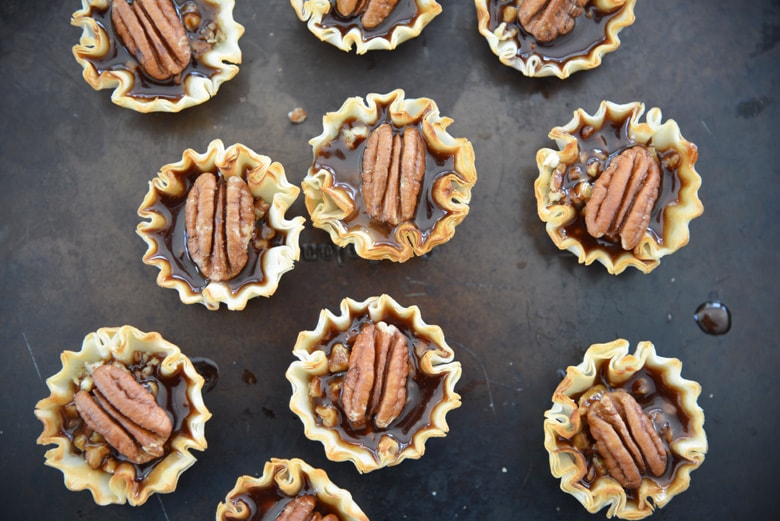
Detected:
[{"left": 288, "top": 107, "right": 307, "bottom": 124}]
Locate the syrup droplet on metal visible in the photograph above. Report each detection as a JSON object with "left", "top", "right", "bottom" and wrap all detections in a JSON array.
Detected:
[
  {"left": 694, "top": 301, "right": 731, "bottom": 335},
  {"left": 190, "top": 356, "right": 219, "bottom": 393}
]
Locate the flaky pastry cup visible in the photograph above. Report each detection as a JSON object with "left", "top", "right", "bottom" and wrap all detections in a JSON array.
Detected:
[
  {"left": 137, "top": 139, "right": 305, "bottom": 311},
  {"left": 71, "top": 0, "right": 244, "bottom": 112},
  {"left": 216, "top": 458, "right": 369, "bottom": 520},
  {"left": 475, "top": 0, "right": 636, "bottom": 78},
  {"left": 543, "top": 339, "right": 707, "bottom": 519},
  {"left": 286, "top": 294, "right": 462, "bottom": 473},
  {"left": 34, "top": 325, "right": 211, "bottom": 506},
  {"left": 303, "top": 89, "right": 477, "bottom": 262},
  {"left": 290, "top": 0, "right": 442, "bottom": 54},
  {"left": 534, "top": 100, "right": 703, "bottom": 274}
]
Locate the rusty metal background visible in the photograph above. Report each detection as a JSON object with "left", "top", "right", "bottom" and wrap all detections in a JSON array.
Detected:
[{"left": 1, "top": 1, "right": 779, "bottom": 519}]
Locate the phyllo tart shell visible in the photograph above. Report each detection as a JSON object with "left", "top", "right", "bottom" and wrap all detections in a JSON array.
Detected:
[
  {"left": 216, "top": 458, "right": 369, "bottom": 521},
  {"left": 137, "top": 139, "right": 305, "bottom": 311},
  {"left": 71, "top": 0, "right": 244, "bottom": 112},
  {"left": 543, "top": 339, "right": 707, "bottom": 519},
  {"left": 475, "top": 0, "right": 637, "bottom": 78},
  {"left": 534, "top": 100, "right": 703, "bottom": 274},
  {"left": 286, "top": 294, "right": 462, "bottom": 473},
  {"left": 34, "top": 325, "right": 211, "bottom": 506},
  {"left": 290, "top": 0, "right": 442, "bottom": 54},
  {"left": 302, "top": 89, "right": 477, "bottom": 263}
]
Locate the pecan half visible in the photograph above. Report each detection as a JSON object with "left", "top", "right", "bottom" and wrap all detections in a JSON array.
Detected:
[
  {"left": 275, "top": 494, "right": 339, "bottom": 521},
  {"left": 517, "top": 0, "right": 588, "bottom": 43},
  {"left": 361, "top": 123, "right": 426, "bottom": 226},
  {"left": 73, "top": 364, "right": 172, "bottom": 464},
  {"left": 185, "top": 173, "right": 256, "bottom": 281},
  {"left": 340, "top": 322, "right": 409, "bottom": 430},
  {"left": 584, "top": 146, "right": 662, "bottom": 250},
  {"left": 111, "top": 0, "right": 192, "bottom": 81},
  {"left": 586, "top": 390, "right": 668, "bottom": 489}
]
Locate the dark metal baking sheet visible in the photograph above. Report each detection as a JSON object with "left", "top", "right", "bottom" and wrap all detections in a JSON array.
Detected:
[{"left": 2, "top": 1, "right": 779, "bottom": 519}]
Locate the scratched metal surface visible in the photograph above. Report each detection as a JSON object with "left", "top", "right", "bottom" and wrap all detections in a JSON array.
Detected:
[{"left": 1, "top": 1, "right": 779, "bottom": 520}]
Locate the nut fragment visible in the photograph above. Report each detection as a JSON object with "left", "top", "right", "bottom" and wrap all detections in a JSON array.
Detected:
[
  {"left": 361, "top": 123, "right": 426, "bottom": 225},
  {"left": 586, "top": 390, "right": 668, "bottom": 489},
  {"left": 335, "top": 0, "right": 369, "bottom": 18},
  {"left": 340, "top": 322, "right": 409, "bottom": 430},
  {"left": 185, "top": 173, "right": 256, "bottom": 281},
  {"left": 111, "top": 0, "right": 192, "bottom": 81},
  {"left": 517, "top": 0, "right": 588, "bottom": 43},
  {"left": 73, "top": 364, "right": 172, "bottom": 464},
  {"left": 335, "top": 0, "right": 399, "bottom": 29},
  {"left": 362, "top": 0, "right": 400, "bottom": 29},
  {"left": 584, "top": 146, "right": 661, "bottom": 250}
]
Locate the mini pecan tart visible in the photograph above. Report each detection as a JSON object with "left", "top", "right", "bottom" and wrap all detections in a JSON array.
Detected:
[
  {"left": 534, "top": 100, "right": 703, "bottom": 274},
  {"left": 71, "top": 0, "right": 244, "bottom": 112},
  {"left": 216, "top": 458, "right": 369, "bottom": 521},
  {"left": 34, "top": 325, "right": 210, "bottom": 506},
  {"left": 475, "top": 0, "right": 637, "bottom": 78},
  {"left": 137, "top": 139, "right": 305, "bottom": 310},
  {"left": 290, "top": 0, "right": 441, "bottom": 54},
  {"left": 543, "top": 339, "right": 707, "bottom": 519},
  {"left": 302, "top": 89, "right": 477, "bottom": 262},
  {"left": 286, "top": 294, "right": 462, "bottom": 473}
]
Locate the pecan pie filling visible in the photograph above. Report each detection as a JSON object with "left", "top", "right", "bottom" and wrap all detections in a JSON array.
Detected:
[
  {"left": 309, "top": 314, "right": 446, "bottom": 457},
  {"left": 144, "top": 169, "right": 283, "bottom": 293},
  {"left": 488, "top": 0, "right": 625, "bottom": 63},
  {"left": 553, "top": 111, "right": 682, "bottom": 260},
  {"left": 563, "top": 362, "right": 692, "bottom": 496},
  {"left": 79, "top": 0, "right": 222, "bottom": 99},
  {"left": 59, "top": 353, "right": 192, "bottom": 480}
]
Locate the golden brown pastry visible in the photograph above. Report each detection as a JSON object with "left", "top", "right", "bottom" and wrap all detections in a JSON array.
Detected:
[
  {"left": 290, "top": 0, "right": 441, "bottom": 54},
  {"left": 534, "top": 100, "right": 703, "bottom": 274},
  {"left": 543, "top": 339, "right": 708, "bottom": 519},
  {"left": 475, "top": 0, "right": 637, "bottom": 78},
  {"left": 137, "top": 139, "right": 305, "bottom": 310},
  {"left": 286, "top": 294, "right": 462, "bottom": 472},
  {"left": 71, "top": 0, "right": 244, "bottom": 112},
  {"left": 302, "top": 89, "right": 477, "bottom": 262},
  {"left": 34, "top": 325, "right": 211, "bottom": 505}
]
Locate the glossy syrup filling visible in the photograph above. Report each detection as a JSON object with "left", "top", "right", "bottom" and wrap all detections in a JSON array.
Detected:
[
  {"left": 320, "top": 0, "right": 420, "bottom": 40},
  {"left": 59, "top": 353, "right": 193, "bottom": 481},
  {"left": 81, "top": 0, "right": 221, "bottom": 99},
  {"left": 559, "top": 360, "right": 694, "bottom": 498},
  {"left": 488, "top": 0, "right": 623, "bottom": 63},
  {"left": 145, "top": 169, "right": 286, "bottom": 294},
  {"left": 225, "top": 476, "right": 340, "bottom": 521},
  {"left": 312, "top": 102, "right": 461, "bottom": 248},
  {"left": 310, "top": 312, "right": 447, "bottom": 458},
  {"left": 554, "top": 111, "right": 681, "bottom": 258}
]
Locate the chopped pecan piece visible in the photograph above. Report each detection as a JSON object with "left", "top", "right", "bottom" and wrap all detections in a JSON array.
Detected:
[
  {"left": 335, "top": 0, "right": 368, "bottom": 18},
  {"left": 73, "top": 364, "right": 172, "bottom": 464},
  {"left": 340, "top": 322, "right": 409, "bottom": 430},
  {"left": 185, "top": 173, "right": 256, "bottom": 281},
  {"left": 586, "top": 390, "right": 668, "bottom": 489},
  {"left": 362, "top": 0, "right": 400, "bottom": 29},
  {"left": 584, "top": 146, "right": 662, "bottom": 250},
  {"left": 361, "top": 123, "right": 426, "bottom": 225},
  {"left": 111, "top": 0, "right": 192, "bottom": 81},
  {"left": 517, "top": 0, "right": 588, "bottom": 43}
]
